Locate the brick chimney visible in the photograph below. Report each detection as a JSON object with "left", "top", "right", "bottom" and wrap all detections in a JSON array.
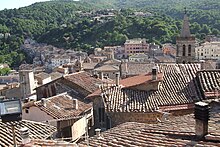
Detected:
[
  {"left": 194, "top": 102, "right": 210, "bottom": 138},
  {"left": 73, "top": 99, "right": 78, "bottom": 110},
  {"left": 152, "top": 66, "right": 158, "bottom": 80}
]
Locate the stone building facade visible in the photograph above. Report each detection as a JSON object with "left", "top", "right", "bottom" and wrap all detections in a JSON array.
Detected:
[{"left": 176, "top": 11, "right": 196, "bottom": 63}]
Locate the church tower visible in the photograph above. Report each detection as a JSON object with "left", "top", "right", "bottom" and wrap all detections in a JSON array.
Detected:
[{"left": 176, "top": 9, "right": 196, "bottom": 63}]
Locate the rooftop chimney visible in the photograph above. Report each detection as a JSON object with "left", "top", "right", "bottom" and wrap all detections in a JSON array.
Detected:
[
  {"left": 95, "top": 128, "right": 102, "bottom": 139},
  {"left": 73, "top": 99, "right": 78, "bottom": 110},
  {"left": 20, "top": 127, "right": 30, "bottom": 144},
  {"left": 152, "top": 66, "right": 158, "bottom": 80},
  {"left": 100, "top": 72, "right": 104, "bottom": 80},
  {"left": 116, "top": 73, "right": 120, "bottom": 86},
  {"left": 200, "top": 60, "right": 205, "bottom": 70},
  {"left": 194, "top": 102, "right": 210, "bottom": 138},
  {"left": 41, "top": 98, "right": 46, "bottom": 107}
]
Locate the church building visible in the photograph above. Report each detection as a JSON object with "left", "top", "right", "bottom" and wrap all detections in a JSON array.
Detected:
[{"left": 176, "top": 9, "right": 196, "bottom": 63}]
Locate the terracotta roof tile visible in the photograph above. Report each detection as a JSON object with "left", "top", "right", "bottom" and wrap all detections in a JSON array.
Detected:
[
  {"left": 79, "top": 105, "right": 220, "bottom": 146},
  {"left": 120, "top": 72, "right": 163, "bottom": 88},
  {"left": 120, "top": 62, "right": 154, "bottom": 76},
  {"left": 101, "top": 64, "right": 202, "bottom": 112},
  {"left": 64, "top": 71, "right": 104, "bottom": 93},
  {"left": 0, "top": 120, "right": 56, "bottom": 147},
  {"left": 32, "top": 93, "right": 92, "bottom": 119},
  {"left": 19, "top": 139, "right": 77, "bottom": 147},
  {"left": 197, "top": 70, "right": 220, "bottom": 98}
]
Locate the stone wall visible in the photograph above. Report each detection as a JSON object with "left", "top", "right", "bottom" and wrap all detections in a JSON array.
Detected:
[{"left": 108, "top": 112, "right": 163, "bottom": 127}]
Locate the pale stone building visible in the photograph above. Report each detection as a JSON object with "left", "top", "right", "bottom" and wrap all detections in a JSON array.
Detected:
[
  {"left": 128, "top": 53, "right": 149, "bottom": 62},
  {"left": 196, "top": 42, "right": 220, "bottom": 60},
  {"left": 19, "top": 70, "right": 36, "bottom": 99},
  {"left": 51, "top": 56, "right": 71, "bottom": 68}
]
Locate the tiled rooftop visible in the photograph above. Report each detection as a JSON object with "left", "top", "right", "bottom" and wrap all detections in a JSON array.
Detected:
[
  {"left": 120, "top": 72, "right": 163, "bottom": 88},
  {"left": 94, "top": 59, "right": 121, "bottom": 69},
  {"left": 94, "top": 65, "right": 119, "bottom": 72},
  {"left": 64, "top": 71, "right": 104, "bottom": 93},
  {"left": 35, "top": 72, "right": 51, "bottom": 79},
  {"left": 120, "top": 62, "right": 154, "bottom": 76},
  {"left": 79, "top": 104, "right": 220, "bottom": 146},
  {"left": 197, "top": 70, "right": 220, "bottom": 98},
  {"left": 26, "top": 93, "right": 92, "bottom": 119},
  {"left": 101, "top": 64, "right": 203, "bottom": 112},
  {"left": 0, "top": 120, "right": 56, "bottom": 147},
  {"left": 83, "top": 63, "right": 98, "bottom": 70},
  {"left": 19, "top": 139, "right": 77, "bottom": 147}
]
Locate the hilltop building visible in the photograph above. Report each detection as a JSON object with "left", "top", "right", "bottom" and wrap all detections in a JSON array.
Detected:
[{"left": 176, "top": 10, "right": 196, "bottom": 63}]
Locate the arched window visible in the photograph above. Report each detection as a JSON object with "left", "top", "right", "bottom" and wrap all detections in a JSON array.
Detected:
[
  {"left": 183, "top": 45, "right": 186, "bottom": 56},
  {"left": 188, "top": 45, "right": 191, "bottom": 56}
]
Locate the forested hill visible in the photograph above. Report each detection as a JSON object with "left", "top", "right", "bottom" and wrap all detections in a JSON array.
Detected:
[
  {"left": 0, "top": 0, "right": 219, "bottom": 67},
  {"left": 82, "top": 0, "right": 220, "bottom": 30},
  {"left": 0, "top": 1, "right": 94, "bottom": 67}
]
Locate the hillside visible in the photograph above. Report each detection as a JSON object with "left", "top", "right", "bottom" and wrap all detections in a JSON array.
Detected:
[
  {"left": 0, "top": 0, "right": 219, "bottom": 67},
  {"left": 0, "top": 1, "right": 94, "bottom": 67}
]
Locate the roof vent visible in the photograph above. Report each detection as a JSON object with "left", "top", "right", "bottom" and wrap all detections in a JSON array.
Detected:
[
  {"left": 73, "top": 99, "right": 78, "bottom": 110},
  {"left": 115, "top": 73, "right": 120, "bottom": 86},
  {"left": 20, "top": 127, "right": 30, "bottom": 144},
  {"left": 41, "top": 98, "right": 46, "bottom": 107},
  {"left": 152, "top": 66, "right": 158, "bottom": 80},
  {"left": 95, "top": 128, "right": 102, "bottom": 139}
]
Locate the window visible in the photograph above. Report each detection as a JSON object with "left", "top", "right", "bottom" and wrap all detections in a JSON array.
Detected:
[
  {"left": 188, "top": 45, "right": 191, "bottom": 56},
  {"left": 201, "top": 53, "right": 203, "bottom": 56},
  {"left": 25, "top": 108, "right": 29, "bottom": 113},
  {"left": 183, "top": 45, "right": 186, "bottom": 56}
]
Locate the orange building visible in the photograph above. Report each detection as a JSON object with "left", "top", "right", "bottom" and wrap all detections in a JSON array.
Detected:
[{"left": 124, "top": 38, "right": 149, "bottom": 57}]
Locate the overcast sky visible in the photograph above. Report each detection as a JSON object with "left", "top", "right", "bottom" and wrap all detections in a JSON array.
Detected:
[{"left": 0, "top": 0, "right": 50, "bottom": 10}]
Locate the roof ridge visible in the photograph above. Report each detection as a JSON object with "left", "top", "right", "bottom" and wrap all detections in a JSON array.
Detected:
[
  {"left": 63, "top": 71, "right": 85, "bottom": 77},
  {"left": 35, "top": 92, "right": 68, "bottom": 104}
]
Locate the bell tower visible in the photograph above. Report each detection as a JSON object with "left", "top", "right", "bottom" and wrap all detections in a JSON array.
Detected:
[{"left": 176, "top": 8, "right": 196, "bottom": 64}]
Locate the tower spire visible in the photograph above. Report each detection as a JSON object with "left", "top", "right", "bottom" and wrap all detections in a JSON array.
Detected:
[{"left": 180, "top": 8, "right": 191, "bottom": 38}]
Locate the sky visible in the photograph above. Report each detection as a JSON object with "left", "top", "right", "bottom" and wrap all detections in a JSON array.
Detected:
[{"left": 0, "top": 0, "right": 50, "bottom": 10}]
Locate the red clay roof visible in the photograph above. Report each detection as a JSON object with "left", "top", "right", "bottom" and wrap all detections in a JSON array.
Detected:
[
  {"left": 197, "top": 70, "right": 220, "bottom": 98},
  {"left": 64, "top": 71, "right": 105, "bottom": 93},
  {"left": 120, "top": 72, "right": 163, "bottom": 88},
  {"left": 31, "top": 93, "right": 92, "bottom": 119},
  {"left": 101, "top": 64, "right": 203, "bottom": 113},
  {"left": 158, "top": 103, "right": 194, "bottom": 111},
  {"left": 79, "top": 104, "right": 220, "bottom": 146},
  {"left": 19, "top": 139, "right": 76, "bottom": 147},
  {"left": 0, "top": 120, "right": 56, "bottom": 147}
]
